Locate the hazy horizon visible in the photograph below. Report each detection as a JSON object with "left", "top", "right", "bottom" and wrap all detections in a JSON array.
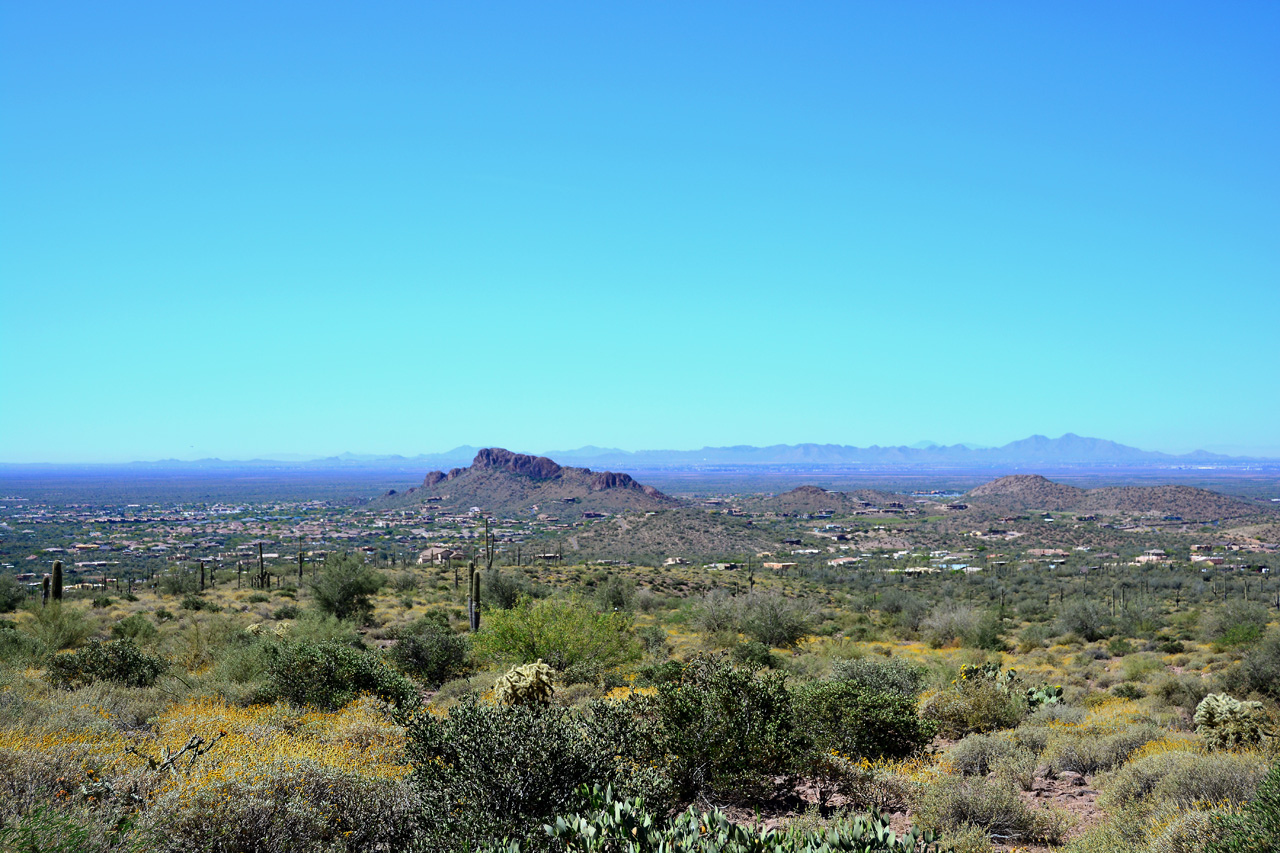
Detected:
[{"left": 5, "top": 433, "right": 1280, "bottom": 466}]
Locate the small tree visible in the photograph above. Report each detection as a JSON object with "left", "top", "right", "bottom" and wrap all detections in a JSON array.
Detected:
[
  {"left": 473, "top": 596, "right": 640, "bottom": 684},
  {"left": 309, "top": 553, "right": 383, "bottom": 622}
]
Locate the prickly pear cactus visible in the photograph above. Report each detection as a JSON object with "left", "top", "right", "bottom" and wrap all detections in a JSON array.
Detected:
[
  {"left": 1194, "top": 692, "right": 1271, "bottom": 750},
  {"left": 493, "top": 660, "right": 555, "bottom": 707}
]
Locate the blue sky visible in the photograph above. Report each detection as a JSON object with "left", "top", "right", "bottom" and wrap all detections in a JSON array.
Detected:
[{"left": 2, "top": 2, "right": 1277, "bottom": 462}]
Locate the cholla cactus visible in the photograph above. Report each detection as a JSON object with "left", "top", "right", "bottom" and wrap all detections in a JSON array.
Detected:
[
  {"left": 494, "top": 660, "right": 555, "bottom": 707},
  {"left": 1194, "top": 693, "right": 1271, "bottom": 750}
]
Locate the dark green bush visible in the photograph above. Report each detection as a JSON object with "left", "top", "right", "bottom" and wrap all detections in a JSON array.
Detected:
[
  {"left": 634, "top": 659, "right": 683, "bottom": 686},
  {"left": 406, "top": 699, "right": 655, "bottom": 852},
  {"left": 793, "top": 678, "right": 934, "bottom": 762},
  {"left": 0, "top": 576, "right": 23, "bottom": 613},
  {"left": 1237, "top": 629, "right": 1280, "bottom": 699},
  {"left": 1204, "top": 602, "right": 1269, "bottom": 647},
  {"left": 738, "top": 593, "right": 813, "bottom": 648},
  {"left": 110, "top": 614, "right": 158, "bottom": 642},
  {"left": 389, "top": 616, "right": 470, "bottom": 687},
  {"left": 179, "top": 594, "right": 220, "bottom": 612},
  {"left": 264, "top": 641, "right": 417, "bottom": 710},
  {"left": 272, "top": 603, "right": 301, "bottom": 620},
  {"left": 637, "top": 655, "right": 795, "bottom": 802},
  {"left": 487, "top": 570, "right": 548, "bottom": 610},
  {"left": 91, "top": 597, "right": 114, "bottom": 609},
  {"left": 1056, "top": 600, "right": 1110, "bottom": 641},
  {"left": 246, "top": 593, "right": 270, "bottom": 604},
  {"left": 46, "top": 639, "right": 168, "bottom": 689},
  {"left": 731, "top": 640, "right": 779, "bottom": 668},
  {"left": 594, "top": 574, "right": 636, "bottom": 612},
  {"left": 309, "top": 553, "right": 383, "bottom": 622},
  {"left": 878, "top": 589, "right": 928, "bottom": 631}
]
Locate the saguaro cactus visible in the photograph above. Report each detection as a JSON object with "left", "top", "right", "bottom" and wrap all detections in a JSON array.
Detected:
[
  {"left": 469, "top": 569, "right": 482, "bottom": 632},
  {"left": 42, "top": 576, "right": 50, "bottom": 606},
  {"left": 52, "top": 560, "right": 63, "bottom": 602}
]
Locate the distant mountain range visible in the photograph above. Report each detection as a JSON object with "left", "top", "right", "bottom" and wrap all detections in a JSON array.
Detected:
[
  {"left": 6, "top": 434, "right": 1276, "bottom": 470},
  {"left": 540, "top": 434, "right": 1245, "bottom": 469}
]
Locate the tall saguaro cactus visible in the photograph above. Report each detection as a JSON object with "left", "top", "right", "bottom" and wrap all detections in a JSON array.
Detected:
[
  {"left": 469, "top": 569, "right": 481, "bottom": 632},
  {"left": 52, "top": 560, "right": 63, "bottom": 602}
]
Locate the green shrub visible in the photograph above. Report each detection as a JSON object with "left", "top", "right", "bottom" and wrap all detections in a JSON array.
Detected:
[
  {"left": 308, "top": 553, "right": 383, "bottom": 622},
  {"left": 246, "top": 593, "right": 271, "bottom": 604},
  {"left": 488, "top": 570, "right": 549, "bottom": 610},
  {"left": 0, "top": 576, "right": 24, "bottom": 614},
  {"left": 1151, "top": 672, "right": 1213, "bottom": 714},
  {"left": 263, "top": 641, "right": 417, "bottom": 710},
  {"left": 731, "top": 639, "right": 779, "bottom": 668},
  {"left": 916, "top": 774, "right": 1070, "bottom": 844},
  {"left": 794, "top": 678, "right": 934, "bottom": 762},
  {"left": 286, "top": 610, "right": 362, "bottom": 646},
  {"left": 90, "top": 596, "right": 114, "bottom": 609},
  {"left": 0, "top": 804, "right": 146, "bottom": 853},
  {"left": 18, "top": 603, "right": 91, "bottom": 655},
  {"left": 637, "top": 625, "right": 668, "bottom": 656},
  {"left": 830, "top": 656, "right": 928, "bottom": 698},
  {"left": 947, "top": 733, "right": 1020, "bottom": 777},
  {"left": 109, "top": 614, "right": 158, "bottom": 643},
  {"left": 1041, "top": 724, "right": 1160, "bottom": 776},
  {"left": 921, "top": 681, "right": 1026, "bottom": 738},
  {"left": 1205, "top": 759, "right": 1280, "bottom": 853},
  {"left": 271, "top": 603, "right": 301, "bottom": 620},
  {"left": 1204, "top": 602, "right": 1269, "bottom": 647},
  {"left": 389, "top": 616, "right": 470, "bottom": 687},
  {"left": 921, "top": 603, "right": 983, "bottom": 649},
  {"left": 46, "top": 639, "right": 168, "bottom": 689},
  {"left": 179, "top": 594, "right": 220, "bottom": 613},
  {"left": 405, "top": 699, "right": 658, "bottom": 852},
  {"left": 1111, "top": 682, "right": 1145, "bottom": 700},
  {"left": 739, "top": 592, "right": 814, "bottom": 648},
  {"left": 0, "top": 619, "right": 37, "bottom": 664},
  {"left": 635, "top": 659, "right": 683, "bottom": 686},
  {"left": 474, "top": 596, "right": 640, "bottom": 684},
  {"left": 142, "top": 757, "right": 414, "bottom": 853},
  {"left": 153, "top": 607, "right": 174, "bottom": 622},
  {"left": 639, "top": 655, "right": 795, "bottom": 803},
  {"left": 1237, "top": 629, "right": 1280, "bottom": 700},
  {"left": 1056, "top": 601, "right": 1110, "bottom": 642},
  {"left": 1100, "top": 749, "right": 1269, "bottom": 813},
  {"left": 878, "top": 589, "right": 929, "bottom": 632},
  {"left": 594, "top": 574, "right": 636, "bottom": 612}
]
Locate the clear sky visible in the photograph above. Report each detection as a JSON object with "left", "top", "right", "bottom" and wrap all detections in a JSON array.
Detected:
[{"left": 2, "top": 2, "right": 1277, "bottom": 463}]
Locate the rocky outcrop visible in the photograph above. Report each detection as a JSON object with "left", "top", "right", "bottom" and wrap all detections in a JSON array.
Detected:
[
  {"left": 401, "top": 448, "right": 675, "bottom": 513},
  {"left": 472, "top": 448, "right": 563, "bottom": 480}
]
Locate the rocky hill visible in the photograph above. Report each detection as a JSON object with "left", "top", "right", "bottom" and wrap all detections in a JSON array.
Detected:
[
  {"left": 966, "top": 475, "right": 1087, "bottom": 510},
  {"left": 966, "top": 474, "right": 1267, "bottom": 521},
  {"left": 746, "top": 485, "right": 907, "bottom": 516},
  {"left": 379, "top": 448, "right": 675, "bottom": 516}
]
